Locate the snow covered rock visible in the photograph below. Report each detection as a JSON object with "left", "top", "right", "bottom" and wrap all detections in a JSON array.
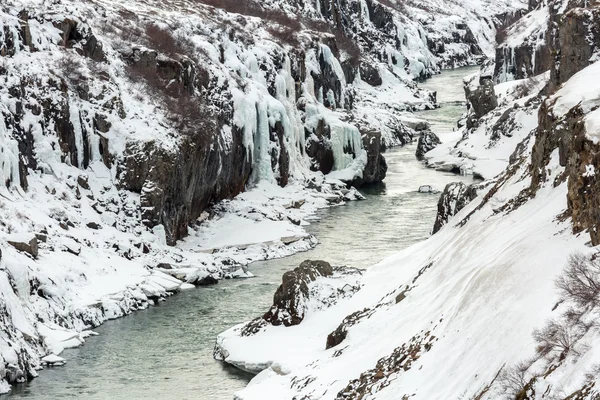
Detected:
[
  {"left": 415, "top": 130, "right": 441, "bottom": 160},
  {"left": 494, "top": 4, "right": 552, "bottom": 82},
  {"left": 40, "top": 354, "right": 66, "bottom": 366},
  {"left": 6, "top": 235, "right": 38, "bottom": 259},
  {"left": 263, "top": 260, "right": 335, "bottom": 327}
]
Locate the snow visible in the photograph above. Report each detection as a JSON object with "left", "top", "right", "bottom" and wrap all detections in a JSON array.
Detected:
[
  {"left": 426, "top": 72, "right": 549, "bottom": 179},
  {"left": 40, "top": 354, "right": 66, "bottom": 365},
  {"left": 217, "top": 124, "right": 589, "bottom": 400},
  {"left": 0, "top": 0, "right": 528, "bottom": 393}
]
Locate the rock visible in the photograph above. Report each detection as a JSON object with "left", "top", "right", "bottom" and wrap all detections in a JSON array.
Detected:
[
  {"left": 465, "top": 76, "right": 498, "bottom": 129},
  {"left": 62, "top": 238, "right": 81, "bottom": 256},
  {"left": 281, "top": 235, "right": 304, "bottom": 245},
  {"left": 41, "top": 354, "right": 66, "bottom": 366},
  {"left": 77, "top": 175, "right": 90, "bottom": 190},
  {"left": 552, "top": 6, "right": 600, "bottom": 89},
  {"left": 7, "top": 234, "right": 38, "bottom": 258},
  {"left": 82, "top": 34, "right": 106, "bottom": 62},
  {"left": 432, "top": 182, "right": 478, "bottom": 234},
  {"left": 402, "top": 118, "right": 430, "bottom": 132},
  {"left": 415, "top": 130, "right": 441, "bottom": 160},
  {"left": 197, "top": 275, "right": 219, "bottom": 286},
  {"left": 354, "top": 129, "right": 387, "bottom": 187},
  {"left": 35, "top": 233, "right": 48, "bottom": 243},
  {"left": 86, "top": 222, "right": 101, "bottom": 230},
  {"left": 359, "top": 62, "right": 382, "bottom": 86},
  {"left": 263, "top": 260, "right": 334, "bottom": 327},
  {"left": 305, "top": 118, "right": 334, "bottom": 175},
  {"left": 156, "top": 263, "right": 173, "bottom": 270},
  {"left": 418, "top": 185, "right": 435, "bottom": 193}
]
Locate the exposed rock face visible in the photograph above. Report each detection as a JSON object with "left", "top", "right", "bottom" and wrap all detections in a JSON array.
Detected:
[
  {"left": 563, "top": 106, "right": 600, "bottom": 245},
  {"left": 549, "top": 5, "right": 600, "bottom": 91},
  {"left": 354, "top": 130, "right": 387, "bottom": 186},
  {"left": 525, "top": 1, "right": 600, "bottom": 246},
  {"left": 306, "top": 118, "right": 335, "bottom": 175},
  {"left": 465, "top": 76, "right": 498, "bottom": 129},
  {"left": 263, "top": 260, "right": 333, "bottom": 327},
  {"left": 359, "top": 63, "right": 382, "bottom": 86},
  {"left": 432, "top": 182, "right": 478, "bottom": 234},
  {"left": 415, "top": 130, "right": 441, "bottom": 160},
  {"left": 494, "top": 41, "right": 552, "bottom": 82},
  {"left": 119, "top": 127, "right": 252, "bottom": 245}
]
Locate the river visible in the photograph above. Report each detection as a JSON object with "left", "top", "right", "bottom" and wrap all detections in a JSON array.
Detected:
[{"left": 2, "top": 66, "right": 479, "bottom": 400}]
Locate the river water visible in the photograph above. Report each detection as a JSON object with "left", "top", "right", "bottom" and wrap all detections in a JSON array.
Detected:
[{"left": 3, "top": 66, "right": 478, "bottom": 400}]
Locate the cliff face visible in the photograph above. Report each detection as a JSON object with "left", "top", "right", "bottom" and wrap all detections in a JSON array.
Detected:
[{"left": 0, "top": 0, "right": 512, "bottom": 244}]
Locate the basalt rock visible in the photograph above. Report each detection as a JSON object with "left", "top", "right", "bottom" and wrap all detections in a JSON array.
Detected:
[
  {"left": 306, "top": 118, "right": 335, "bottom": 174},
  {"left": 359, "top": 62, "right": 382, "bottom": 86},
  {"left": 118, "top": 126, "right": 252, "bottom": 245},
  {"left": 549, "top": 6, "right": 600, "bottom": 91},
  {"left": 7, "top": 235, "right": 39, "bottom": 259},
  {"left": 354, "top": 129, "right": 387, "bottom": 186},
  {"left": 433, "top": 182, "right": 478, "bottom": 234},
  {"left": 563, "top": 106, "right": 600, "bottom": 245},
  {"left": 465, "top": 76, "right": 498, "bottom": 129},
  {"left": 263, "top": 260, "right": 334, "bottom": 327},
  {"left": 416, "top": 130, "right": 441, "bottom": 160}
]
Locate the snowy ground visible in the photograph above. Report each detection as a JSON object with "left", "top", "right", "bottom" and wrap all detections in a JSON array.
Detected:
[{"left": 425, "top": 71, "right": 549, "bottom": 179}]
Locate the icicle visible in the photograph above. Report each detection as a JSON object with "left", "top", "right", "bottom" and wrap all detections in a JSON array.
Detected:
[
  {"left": 69, "top": 99, "right": 85, "bottom": 168},
  {"left": 0, "top": 110, "right": 21, "bottom": 190}
]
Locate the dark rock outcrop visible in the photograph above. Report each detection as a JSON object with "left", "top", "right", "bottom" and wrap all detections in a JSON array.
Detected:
[
  {"left": 549, "top": 5, "right": 600, "bottom": 91},
  {"left": 118, "top": 128, "right": 252, "bottom": 245},
  {"left": 433, "top": 182, "right": 478, "bottom": 234},
  {"left": 306, "top": 118, "right": 335, "bottom": 174},
  {"left": 354, "top": 130, "right": 387, "bottom": 186},
  {"left": 416, "top": 130, "right": 441, "bottom": 160},
  {"left": 7, "top": 235, "right": 39, "bottom": 259},
  {"left": 263, "top": 260, "right": 333, "bottom": 327},
  {"left": 359, "top": 62, "right": 382, "bottom": 86},
  {"left": 465, "top": 76, "right": 498, "bottom": 129}
]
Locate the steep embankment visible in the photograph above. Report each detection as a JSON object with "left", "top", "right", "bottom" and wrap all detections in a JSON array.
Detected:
[{"left": 216, "top": 1, "right": 600, "bottom": 399}]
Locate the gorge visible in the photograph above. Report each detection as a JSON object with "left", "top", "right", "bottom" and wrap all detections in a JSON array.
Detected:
[{"left": 2, "top": 0, "right": 600, "bottom": 399}]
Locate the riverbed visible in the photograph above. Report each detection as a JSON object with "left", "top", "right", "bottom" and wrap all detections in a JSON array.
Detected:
[{"left": 3, "top": 66, "right": 479, "bottom": 400}]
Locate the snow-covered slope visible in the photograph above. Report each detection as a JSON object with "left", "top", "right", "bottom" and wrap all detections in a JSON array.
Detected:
[{"left": 215, "top": 1, "right": 600, "bottom": 399}]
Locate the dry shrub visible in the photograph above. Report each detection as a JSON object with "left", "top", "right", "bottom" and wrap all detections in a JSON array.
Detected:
[
  {"left": 199, "top": 0, "right": 301, "bottom": 31},
  {"left": 497, "top": 362, "right": 530, "bottom": 398},
  {"left": 145, "top": 24, "right": 195, "bottom": 57},
  {"left": 556, "top": 253, "right": 600, "bottom": 309},
  {"left": 533, "top": 319, "right": 582, "bottom": 358},
  {"left": 127, "top": 61, "right": 215, "bottom": 142}
]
